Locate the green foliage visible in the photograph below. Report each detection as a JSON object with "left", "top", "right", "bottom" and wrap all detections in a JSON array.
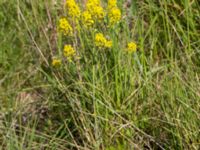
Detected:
[{"left": 0, "top": 0, "right": 200, "bottom": 149}]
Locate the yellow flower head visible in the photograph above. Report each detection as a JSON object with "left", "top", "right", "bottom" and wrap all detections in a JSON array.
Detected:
[
  {"left": 108, "top": 7, "right": 121, "bottom": 26},
  {"left": 64, "top": 44, "right": 76, "bottom": 61},
  {"left": 127, "top": 42, "right": 137, "bottom": 53},
  {"left": 82, "top": 11, "right": 94, "bottom": 27},
  {"left": 105, "top": 40, "right": 113, "bottom": 48},
  {"left": 86, "top": 0, "right": 105, "bottom": 20},
  {"left": 58, "top": 18, "right": 72, "bottom": 35},
  {"left": 87, "top": 0, "right": 100, "bottom": 5},
  {"left": 108, "top": 0, "right": 117, "bottom": 9},
  {"left": 95, "top": 33, "right": 112, "bottom": 48},
  {"left": 65, "top": 0, "right": 81, "bottom": 19},
  {"left": 52, "top": 58, "right": 62, "bottom": 67}
]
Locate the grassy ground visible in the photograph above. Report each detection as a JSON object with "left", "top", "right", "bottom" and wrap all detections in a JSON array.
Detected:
[{"left": 0, "top": 0, "right": 200, "bottom": 149}]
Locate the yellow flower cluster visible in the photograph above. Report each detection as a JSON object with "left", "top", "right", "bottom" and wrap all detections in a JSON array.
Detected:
[
  {"left": 53, "top": 1, "right": 136, "bottom": 66},
  {"left": 58, "top": 18, "right": 72, "bottom": 35},
  {"left": 108, "top": 0, "right": 117, "bottom": 9},
  {"left": 59, "top": 0, "right": 122, "bottom": 35},
  {"left": 86, "top": 0, "right": 105, "bottom": 20},
  {"left": 52, "top": 58, "right": 62, "bottom": 67},
  {"left": 107, "top": 0, "right": 121, "bottom": 26},
  {"left": 127, "top": 42, "right": 137, "bottom": 53},
  {"left": 65, "top": 0, "right": 80, "bottom": 19},
  {"left": 95, "top": 33, "right": 112, "bottom": 48},
  {"left": 64, "top": 44, "right": 76, "bottom": 61},
  {"left": 82, "top": 11, "right": 94, "bottom": 27}
]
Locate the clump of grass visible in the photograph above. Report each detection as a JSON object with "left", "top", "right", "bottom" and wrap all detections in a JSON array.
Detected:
[{"left": 0, "top": 0, "right": 200, "bottom": 149}]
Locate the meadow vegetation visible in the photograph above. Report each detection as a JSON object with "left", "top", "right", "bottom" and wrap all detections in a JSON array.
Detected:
[{"left": 0, "top": 0, "right": 200, "bottom": 149}]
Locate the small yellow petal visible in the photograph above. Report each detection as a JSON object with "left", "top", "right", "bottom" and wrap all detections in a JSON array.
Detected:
[
  {"left": 127, "top": 42, "right": 137, "bottom": 53},
  {"left": 63, "top": 44, "right": 76, "bottom": 61},
  {"left": 58, "top": 18, "right": 72, "bottom": 36},
  {"left": 95, "top": 33, "right": 112, "bottom": 48},
  {"left": 52, "top": 58, "right": 62, "bottom": 67}
]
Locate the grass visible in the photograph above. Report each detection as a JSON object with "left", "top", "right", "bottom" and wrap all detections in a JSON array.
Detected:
[{"left": 0, "top": 0, "right": 200, "bottom": 149}]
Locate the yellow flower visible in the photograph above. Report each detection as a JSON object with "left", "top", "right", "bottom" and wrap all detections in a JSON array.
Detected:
[
  {"left": 52, "top": 58, "right": 62, "bottom": 67},
  {"left": 86, "top": 0, "right": 105, "bottom": 20},
  {"left": 58, "top": 18, "right": 72, "bottom": 35},
  {"left": 82, "top": 11, "right": 94, "bottom": 27},
  {"left": 108, "top": 7, "right": 121, "bottom": 26},
  {"left": 105, "top": 40, "right": 113, "bottom": 48},
  {"left": 95, "top": 33, "right": 112, "bottom": 48},
  {"left": 65, "top": 0, "right": 80, "bottom": 19},
  {"left": 63, "top": 44, "right": 76, "bottom": 61},
  {"left": 108, "top": 0, "right": 117, "bottom": 9},
  {"left": 87, "top": 0, "right": 100, "bottom": 6},
  {"left": 127, "top": 42, "right": 137, "bottom": 53}
]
